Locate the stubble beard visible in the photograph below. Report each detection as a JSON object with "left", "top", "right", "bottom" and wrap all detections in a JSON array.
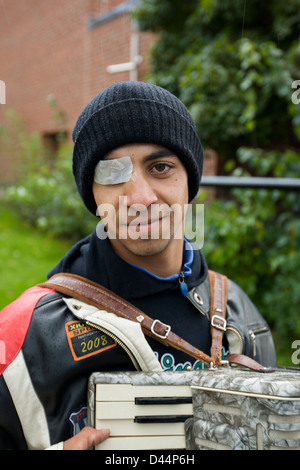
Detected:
[{"left": 116, "top": 235, "right": 175, "bottom": 258}]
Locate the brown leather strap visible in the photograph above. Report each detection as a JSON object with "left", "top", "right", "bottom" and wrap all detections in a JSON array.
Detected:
[
  {"left": 40, "top": 273, "right": 213, "bottom": 367},
  {"left": 208, "top": 270, "right": 228, "bottom": 365},
  {"left": 208, "top": 272, "right": 274, "bottom": 372},
  {"left": 40, "top": 272, "right": 274, "bottom": 372},
  {"left": 227, "top": 354, "right": 274, "bottom": 373}
]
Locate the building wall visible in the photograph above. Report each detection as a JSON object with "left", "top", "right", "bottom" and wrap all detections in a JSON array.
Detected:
[
  {"left": 85, "top": 6, "right": 155, "bottom": 103},
  {"left": 0, "top": 0, "right": 153, "bottom": 132},
  {"left": 0, "top": 0, "right": 216, "bottom": 185},
  {"left": 0, "top": 0, "right": 156, "bottom": 180},
  {"left": 0, "top": 0, "right": 87, "bottom": 135}
]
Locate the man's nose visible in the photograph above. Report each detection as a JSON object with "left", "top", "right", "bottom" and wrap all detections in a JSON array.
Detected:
[{"left": 124, "top": 174, "right": 159, "bottom": 208}]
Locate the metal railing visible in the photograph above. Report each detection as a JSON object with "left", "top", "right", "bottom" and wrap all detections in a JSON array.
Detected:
[{"left": 201, "top": 176, "right": 300, "bottom": 191}]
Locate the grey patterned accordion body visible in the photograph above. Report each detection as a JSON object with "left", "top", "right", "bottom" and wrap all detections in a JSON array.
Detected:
[{"left": 88, "top": 368, "right": 300, "bottom": 450}]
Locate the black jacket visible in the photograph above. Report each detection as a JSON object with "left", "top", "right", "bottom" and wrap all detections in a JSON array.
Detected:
[{"left": 0, "top": 230, "right": 276, "bottom": 449}]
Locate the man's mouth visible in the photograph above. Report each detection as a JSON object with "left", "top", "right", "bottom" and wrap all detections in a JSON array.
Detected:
[
  {"left": 133, "top": 218, "right": 161, "bottom": 233},
  {"left": 117, "top": 215, "right": 171, "bottom": 237},
  {"left": 128, "top": 217, "right": 165, "bottom": 232}
]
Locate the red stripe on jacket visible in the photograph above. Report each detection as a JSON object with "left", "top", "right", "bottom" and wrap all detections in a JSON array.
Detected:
[{"left": 0, "top": 287, "right": 55, "bottom": 376}]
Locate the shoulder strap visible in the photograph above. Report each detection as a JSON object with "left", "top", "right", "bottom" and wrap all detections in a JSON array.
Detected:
[
  {"left": 208, "top": 270, "right": 274, "bottom": 372},
  {"left": 40, "top": 273, "right": 213, "bottom": 367},
  {"left": 208, "top": 270, "right": 228, "bottom": 365},
  {"left": 40, "top": 272, "right": 273, "bottom": 372}
]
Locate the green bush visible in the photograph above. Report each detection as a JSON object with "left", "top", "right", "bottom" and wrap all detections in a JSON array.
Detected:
[
  {"left": 134, "top": 0, "right": 300, "bottom": 160},
  {"left": 201, "top": 148, "right": 300, "bottom": 363},
  {"left": 0, "top": 111, "right": 96, "bottom": 242},
  {"left": 5, "top": 144, "right": 96, "bottom": 241}
]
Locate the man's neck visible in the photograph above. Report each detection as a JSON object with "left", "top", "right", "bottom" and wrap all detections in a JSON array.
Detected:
[{"left": 109, "top": 237, "right": 185, "bottom": 278}]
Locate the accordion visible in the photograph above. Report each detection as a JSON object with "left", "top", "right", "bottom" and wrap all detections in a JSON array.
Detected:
[{"left": 88, "top": 368, "right": 300, "bottom": 450}]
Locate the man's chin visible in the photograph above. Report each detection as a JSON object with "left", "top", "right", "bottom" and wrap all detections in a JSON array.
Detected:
[{"left": 115, "top": 237, "right": 174, "bottom": 258}]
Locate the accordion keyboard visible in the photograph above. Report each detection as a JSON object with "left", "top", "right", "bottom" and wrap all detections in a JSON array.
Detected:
[{"left": 94, "top": 383, "right": 193, "bottom": 450}]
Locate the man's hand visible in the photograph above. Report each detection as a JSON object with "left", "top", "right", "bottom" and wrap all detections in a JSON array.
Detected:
[{"left": 63, "top": 426, "right": 110, "bottom": 450}]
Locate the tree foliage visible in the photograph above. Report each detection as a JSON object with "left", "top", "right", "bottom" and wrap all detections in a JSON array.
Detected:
[{"left": 134, "top": 0, "right": 300, "bottom": 158}]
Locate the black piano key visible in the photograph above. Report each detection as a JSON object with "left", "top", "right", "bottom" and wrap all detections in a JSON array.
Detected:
[
  {"left": 135, "top": 397, "right": 192, "bottom": 405},
  {"left": 134, "top": 415, "right": 193, "bottom": 423}
]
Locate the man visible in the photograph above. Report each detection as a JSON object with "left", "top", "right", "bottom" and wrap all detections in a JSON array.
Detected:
[{"left": 0, "top": 81, "right": 276, "bottom": 450}]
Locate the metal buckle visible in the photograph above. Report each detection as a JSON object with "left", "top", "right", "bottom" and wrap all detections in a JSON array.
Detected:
[
  {"left": 151, "top": 319, "right": 171, "bottom": 339},
  {"left": 209, "top": 359, "right": 230, "bottom": 370},
  {"left": 221, "top": 360, "right": 230, "bottom": 367},
  {"left": 211, "top": 314, "right": 227, "bottom": 332}
]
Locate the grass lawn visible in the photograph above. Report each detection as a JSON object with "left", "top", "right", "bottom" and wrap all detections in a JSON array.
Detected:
[{"left": 0, "top": 204, "right": 72, "bottom": 309}]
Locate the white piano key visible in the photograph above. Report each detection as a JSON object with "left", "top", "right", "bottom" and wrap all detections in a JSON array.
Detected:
[
  {"left": 95, "top": 435, "right": 186, "bottom": 450},
  {"left": 96, "top": 401, "right": 193, "bottom": 420},
  {"left": 95, "top": 418, "right": 187, "bottom": 436},
  {"left": 96, "top": 384, "right": 192, "bottom": 402}
]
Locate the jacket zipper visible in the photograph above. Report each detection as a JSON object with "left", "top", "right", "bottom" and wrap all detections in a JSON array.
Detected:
[
  {"left": 249, "top": 326, "right": 269, "bottom": 357},
  {"left": 85, "top": 320, "right": 141, "bottom": 371},
  {"left": 179, "top": 271, "right": 189, "bottom": 296}
]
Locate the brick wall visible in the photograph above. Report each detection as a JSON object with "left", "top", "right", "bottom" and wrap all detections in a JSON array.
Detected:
[
  {"left": 0, "top": 0, "right": 156, "bottom": 180},
  {"left": 87, "top": 17, "right": 155, "bottom": 98},
  {"left": 0, "top": 0, "right": 88, "bottom": 134},
  {"left": 0, "top": 0, "right": 217, "bottom": 183},
  {"left": 0, "top": 0, "right": 153, "bottom": 133}
]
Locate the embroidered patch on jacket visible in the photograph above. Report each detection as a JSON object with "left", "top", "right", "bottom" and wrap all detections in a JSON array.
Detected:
[
  {"left": 68, "top": 405, "right": 87, "bottom": 436},
  {"left": 65, "top": 321, "right": 117, "bottom": 361}
]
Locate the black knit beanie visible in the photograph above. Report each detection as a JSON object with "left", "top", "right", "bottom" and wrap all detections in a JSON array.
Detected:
[{"left": 72, "top": 81, "right": 203, "bottom": 215}]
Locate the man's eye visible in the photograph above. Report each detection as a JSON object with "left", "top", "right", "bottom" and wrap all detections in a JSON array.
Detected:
[{"left": 152, "top": 163, "right": 172, "bottom": 174}]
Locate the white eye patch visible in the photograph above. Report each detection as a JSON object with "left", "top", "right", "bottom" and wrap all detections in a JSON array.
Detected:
[{"left": 94, "top": 156, "right": 133, "bottom": 185}]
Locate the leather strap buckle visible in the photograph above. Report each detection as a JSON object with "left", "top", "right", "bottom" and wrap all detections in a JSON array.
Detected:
[
  {"left": 151, "top": 319, "right": 171, "bottom": 339},
  {"left": 211, "top": 314, "right": 227, "bottom": 332}
]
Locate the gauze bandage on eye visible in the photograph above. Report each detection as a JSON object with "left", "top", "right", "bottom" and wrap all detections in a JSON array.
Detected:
[{"left": 94, "top": 156, "right": 133, "bottom": 185}]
